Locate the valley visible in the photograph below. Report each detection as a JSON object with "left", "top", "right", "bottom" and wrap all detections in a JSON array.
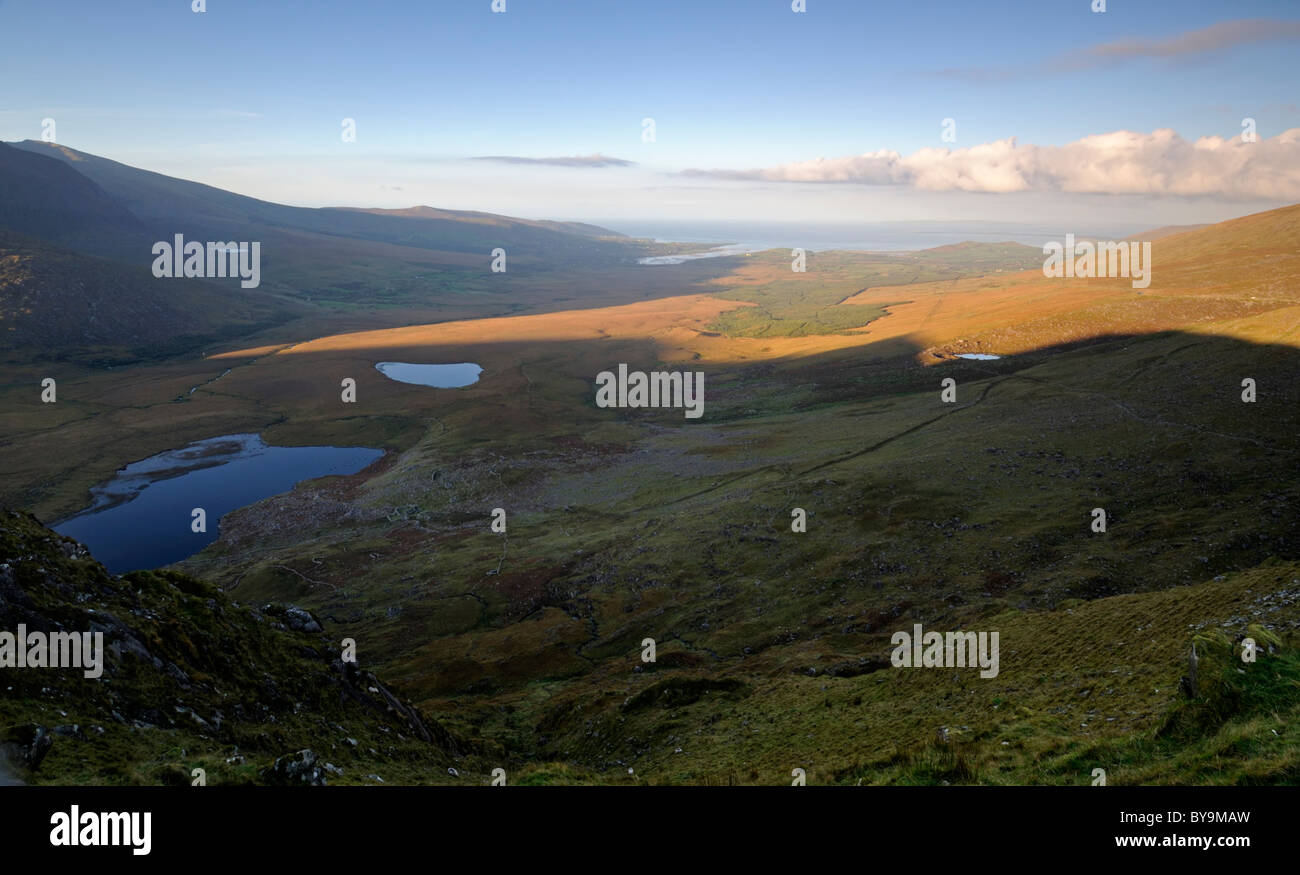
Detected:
[
  {"left": 2, "top": 144, "right": 1297, "bottom": 787},
  {"left": 5, "top": 6, "right": 1300, "bottom": 868}
]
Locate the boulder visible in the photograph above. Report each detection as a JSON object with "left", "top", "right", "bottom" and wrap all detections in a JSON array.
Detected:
[
  {"left": 1, "top": 723, "right": 52, "bottom": 771},
  {"left": 283, "top": 606, "right": 323, "bottom": 634},
  {"left": 264, "top": 749, "right": 327, "bottom": 786}
]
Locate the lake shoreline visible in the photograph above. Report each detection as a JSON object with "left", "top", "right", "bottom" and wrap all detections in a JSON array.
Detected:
[{"left": 52, "top": 433, "right": 384, "bottom": 575}]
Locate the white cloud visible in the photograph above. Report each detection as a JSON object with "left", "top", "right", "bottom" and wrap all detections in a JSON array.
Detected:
[{"left": 682, "top": 128, "right": 1300, "bottom": 199}]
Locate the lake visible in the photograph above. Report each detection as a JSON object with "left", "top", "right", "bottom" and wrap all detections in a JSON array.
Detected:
[
  {"left": 375, "top": 361, "right": 482, "bottom": 387},
  {"left": 955, "top": 353, "right": 1002, "bottom": 360},
  {"left": 52, "top": 434, "right": 383, "bottom": 574}
]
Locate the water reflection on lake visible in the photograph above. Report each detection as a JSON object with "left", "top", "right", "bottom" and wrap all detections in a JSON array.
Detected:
[{"left": 53, "top": 434, "right": 382, "bottom": 574}]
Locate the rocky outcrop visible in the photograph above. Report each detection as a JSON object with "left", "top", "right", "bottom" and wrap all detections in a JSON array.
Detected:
[
  {"left": 0, "top": 509, "right": 468, "bottom": 785},
  {"left": 0, "top": 724, "right": 52, "bottom": 772},
  {"left": 264, "top": 749, "right": 327, "bottom": 786}
]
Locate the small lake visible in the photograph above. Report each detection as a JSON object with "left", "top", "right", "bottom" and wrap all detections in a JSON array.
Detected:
[
  {"left": 52, "top": 434, "right": 382, "bottom": 574},
  {"left": 375, "top": 361, "right": 482, "bottom": 387},
  {"left": 956, "top": 353, "right": 1002, "bottom": 360}
]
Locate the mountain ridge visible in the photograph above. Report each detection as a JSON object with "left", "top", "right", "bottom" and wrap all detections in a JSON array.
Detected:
[{"left": 8, "top": 140, "right": 633, "bottom": 259}]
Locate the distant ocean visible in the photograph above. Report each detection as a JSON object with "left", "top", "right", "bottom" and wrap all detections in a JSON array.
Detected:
[{"left": 607, "top": 220, "right": 1137, "bottom": 254}]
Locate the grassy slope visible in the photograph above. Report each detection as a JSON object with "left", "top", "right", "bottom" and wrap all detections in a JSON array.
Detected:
[
  {"left": 0, "top": 229, "right": 300, "bottom": 362},
  {"left": 705, "top": 245, "right": 1041, "bottom": 338},
  {"left": 0, "top": 510, "right": 483, "bottom": 785}
]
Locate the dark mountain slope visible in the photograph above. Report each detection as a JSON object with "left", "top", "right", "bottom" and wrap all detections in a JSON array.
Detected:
[
  {"left": 0, "top": 509, "right": 480, "bottom": 785},
  {"left": 0, "top": 143, "right": 148, "bottom": 259},
  {"left": 0, "top": 229, "right": 299, "bottom": 362}
]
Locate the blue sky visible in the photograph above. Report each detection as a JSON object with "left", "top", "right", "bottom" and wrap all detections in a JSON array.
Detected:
[{"left": 3, "top": 0, "right": 1299, "bottom": 230}]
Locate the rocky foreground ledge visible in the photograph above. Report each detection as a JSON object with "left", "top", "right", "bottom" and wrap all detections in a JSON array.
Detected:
[{"left": 0, "top": 509, "right": 482, "bottom": 785}]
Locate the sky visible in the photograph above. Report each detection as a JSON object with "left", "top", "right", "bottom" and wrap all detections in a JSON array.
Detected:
[{"left": 2, "top": 0, "right": 1299, "bottom": 233}]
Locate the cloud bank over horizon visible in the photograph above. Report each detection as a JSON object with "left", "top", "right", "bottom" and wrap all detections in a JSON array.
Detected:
[{"left": 682, "top": 128, "right": 1300, "bottom": 200}]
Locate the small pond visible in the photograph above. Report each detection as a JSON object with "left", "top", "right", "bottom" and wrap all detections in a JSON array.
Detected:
[{"left": 374, "top": 362, "right": 483, "bottom": 387}]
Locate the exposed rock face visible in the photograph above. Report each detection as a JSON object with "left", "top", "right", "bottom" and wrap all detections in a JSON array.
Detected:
[{"left": 334, "top": 660, "right": 462, "bottom": 756}]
